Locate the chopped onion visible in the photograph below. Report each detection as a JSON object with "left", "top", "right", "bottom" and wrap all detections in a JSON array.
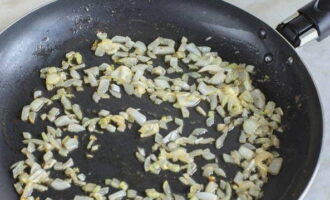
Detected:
[
  {"left": 251, "top": 89, "right": 266, "bottom": 109},
  {"left": 243, "top": 118, "right": 259, "bottom": 135},
  {"left": 195, "top": 192, "right": 217, "bottom": 200},
  {"left": 126, "top": 108, "right": 146, "bottom": 125},
  {"left": 215, "top": 133, "right": 227, "bottom": 149},
  {"left": 63, "top": 137, "right": 79, "bottom": 151},
  {"left": 97, "top": 79, "right": 110, "bottom": 94},
  {"left": 139, "top": 122, "right": 159, "bottom": 138},
  {"left": 191, "top": 128, "right": 207, "bottom": 136},
  {"left": 30, "top": 98, "right": 45, "bottom": 112},
  {"left": 186, "top": 43, "right": 201, "bottom": 57},
  {"left": 54, "top": 116, "right": 73, "bottom": 127},
  {"left": 73, "top": 196, "right": 93, "bottom": 200},
  {"left": 238, "top": 145, "right": 254, "bottom": 160},
  {"left": 176, "top": 92, "right": 201, "bottom": 107},
  {"left": 68, "top": 124, "right": 85, "bottom": 133},
  {"left": 51, "top": 178, "right": 71, "bottom": 190},
  {"left": 108, "top": 190, "right": 126, "bottom": 200},
  {"left": 21, "top": 106, "right": 30, "bottom": 121},
  {"left": 268, "top": 157, "right": 283, "bottom": 175}
]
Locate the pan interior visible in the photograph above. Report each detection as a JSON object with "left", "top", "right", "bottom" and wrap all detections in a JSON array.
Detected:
[{"left": 0, "top": 0, "right": 322, "bottom": 199}]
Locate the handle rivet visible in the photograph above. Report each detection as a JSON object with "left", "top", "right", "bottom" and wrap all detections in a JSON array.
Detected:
[
  {"left": 258, "top": 28, "right": 267, "bottom": 39},
  {"left": 264, "top": 53, "right": 273, "bottom": 63},
  {"left": 287, "top": 57, "right": 293, "bottom": 65}
]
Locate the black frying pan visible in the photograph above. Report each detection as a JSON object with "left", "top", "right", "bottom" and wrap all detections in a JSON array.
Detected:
[{"left": 0, "top": 0, "right": 327, "bottom": 199}]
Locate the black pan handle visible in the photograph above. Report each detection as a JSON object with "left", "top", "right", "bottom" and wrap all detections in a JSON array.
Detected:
[{"left": 276, "top": 0, "right": 330, "bottom": 47}]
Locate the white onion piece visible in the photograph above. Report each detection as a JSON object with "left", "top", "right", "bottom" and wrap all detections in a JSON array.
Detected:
[
  {"left": 123, "top": 83, "right": 134, "bottom": 95},
  {"left": 199, "top": 46, "right": 211, "bottom": 53},
  {"left": 195, "top": 56, "right": 212, "bottom": 66},
  {"left": 92, "top": 92, "right": 101, "bottom": 103},
  {"left": 205, "top": 181, "right": 218, "bottom": 193},
  {"left": 111, "top": 66, "right": 133, "bottom": 84},
  {"left": 178, "top": 36, "right": 187, "bottom": 52},
  {"left": 202, "top": 149, "right": 215, "bottom": 160},
  {"left": 72, "top": 104, "right": 83, "bottom": 120},
  {"left": 11, "top": 161, "right": 25, "bottom": 179},
  {"left": 139, "top": 122, "right": 159, "bottom": 138},
  {"left": 198, "top": 65, "right": 223, "bottom": 74},
  {"left": 21, "top": 184, "right": 33, "bottom": 198},
  {"left": 163, "top": 129, "right": 180, "bottom": 144},
  {"left": 163, "top": 38, "right": 175, "bottom": 48},
  {"left": 147, "top": 38, "right": 161, "bottom": 50},
  {"left": 153, "top": 46, "right": 175, "bottom": 55},
  {"left": 268, "top": 157, "right": 283, "bottom": 175},
  {"left": 68, "top": 124, "right": 85, "bottom": 133},
  {"left": 97, "top": 79, "right": 110, "bottom": 94},
  {"left": 223, "top": 154, "right": 234, "bottom": 163},
  {"left": 61, "top": 96, "right": 72, "bottom": 110},
  {"left": 198, "top": 82, "right": 217, "bottom": 95},
  {"left": 22, "top": 132, "right": 32, "bottom": 139},
  {"left": 48, "top": 107, "right": 60, "bottom": 122},
  {"left": 134, "top": 41, "right": 147, "bottom": 55},
  {"left": 86, "top": 72, "right": 98, "bottom": 87},
  {"left": 51, "top": 178, "right": 71, "bottom": 190},
  {"left": 28, "top": 111, "right": 37, "bottom": 123},
  {"left": 214, "top": 166, "right": 226, "bottom": 177},
  {"left": 191, "top": 128, "right": 207, "bottom": 136},
  {"left": 234, "top": 172, "right": 243, "bottom": 184},
  {"left": 73, "top": 196, "right": 93, "bottom": 200},
  {"left": 112, "top": 35, "right": 126, "bottom": 43},
  {"left": 118, "top": 57, "right": 138, "bottom": 67},
  {"left": 21, "top": 106, "right": 30, "bottom": 121},
  {"left": 99, "top": 187, "right": 110, "bottom": 195},
  {"left": 63, "top": 137, "right": 79, "bottom": 151},
  {"left": 174, "top": 194, "right": 186, "bottom": 200},
  {"left": 243, "top": 119, "right": 259, "bottom": 135},
  {"left": 70, "top": 69, "right": 81, "bottom": 79},
  {"left": 196, "top": 106, "right": 207, "bottom": 116},
  {"left": 127, "top": 108, "right": 146, "bottom": 126},
  {"left": 154, "top": 78, "right": 170, "bottom": 89},
  {"left": 54, "top": 116, "right": 72, "bottom": 127},
  {"left": 151, "top": 66, "right": 166, "bottom": 76},
  {"left": 207, "top": 71, "right": 226, "bottom": 85},
  {"left": 176, "top": 92, "right": 201, "bottom": 107},
  {"left": 195, "top": 192, "right": 217, "bottom": 200},
  {"left": 163, "top": 180, "right": 172, "bottom": 195},
  {"left": 108, "top": 190, "right": 126, "bottom": 200},
  {"left": 206, "top": 116, "right": 214, "bottom": 127},
  {"left": 238, "top": 145, "right": 254, "bottom": 160},
  {"left": 33, "top": 90, "right": 43, "bottom": 99},
  {"left": 251, "top": 89, "right": 266, "bottom": 109},
  {"left": 99, "top": 63, "right": 110, "bottom": 71},
  {"left": 215, "top": 133, "right": 227, "bottom": 149},
  {"left": 30, "top": 98, "right": 45, "bottom": 112},
  {"left": 173, "top": 79, "right": 190, "bottom": 90},
  {"left": 186, "top": 43, "right": 201, "bottom": 57}
]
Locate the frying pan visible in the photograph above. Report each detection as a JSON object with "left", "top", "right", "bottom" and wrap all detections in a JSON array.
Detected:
[{"left": 0, "top": 0, "right": 328, "bottom": 199}]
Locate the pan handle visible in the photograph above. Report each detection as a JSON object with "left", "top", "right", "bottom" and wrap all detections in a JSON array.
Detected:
[{"left": 276, "top": 0, "right": 330, "bottom": 47}]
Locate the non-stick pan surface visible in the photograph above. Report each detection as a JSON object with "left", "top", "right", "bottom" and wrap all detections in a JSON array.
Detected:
[{"left": 0, "top": 0, "right": 323, "bottom": 199}]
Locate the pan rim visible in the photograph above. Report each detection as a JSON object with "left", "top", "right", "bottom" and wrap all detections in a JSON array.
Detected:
[
  {"left": 267, "top": 11, "right": 325, "bottom": 200},
  {"left": 291, "top": 48, "right": 325, "bottom": 200}
]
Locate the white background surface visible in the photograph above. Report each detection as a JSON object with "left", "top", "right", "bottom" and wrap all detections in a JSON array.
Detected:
[{"left": 0, "top": 0, "right": 329, "bottom": 199}]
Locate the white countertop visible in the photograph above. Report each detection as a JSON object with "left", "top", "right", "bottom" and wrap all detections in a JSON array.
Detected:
[{"left": 1, "top": 0, "right": 329, "bottom": 199}]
